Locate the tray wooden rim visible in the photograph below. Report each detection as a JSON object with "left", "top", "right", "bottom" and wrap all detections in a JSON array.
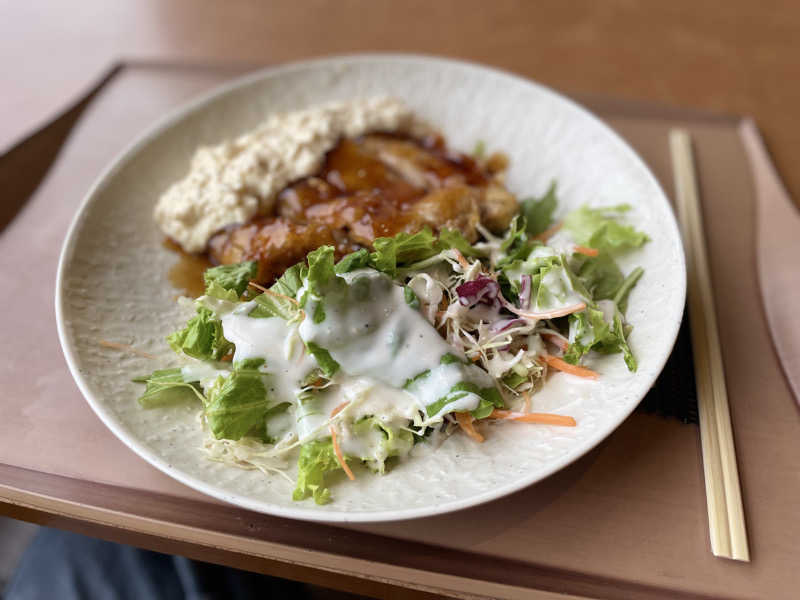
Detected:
[{"left": 0, "top": 462, "right": 718, "bottom": 600}]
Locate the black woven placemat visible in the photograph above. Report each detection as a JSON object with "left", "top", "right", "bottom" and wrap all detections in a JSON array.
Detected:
[{"left": 636, "top": 310, "right": 699, "bottom": 424}]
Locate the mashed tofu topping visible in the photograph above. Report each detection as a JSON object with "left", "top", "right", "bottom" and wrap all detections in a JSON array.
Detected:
[{"left": 154, "top": 97, "right": 428, "bottom": 252}]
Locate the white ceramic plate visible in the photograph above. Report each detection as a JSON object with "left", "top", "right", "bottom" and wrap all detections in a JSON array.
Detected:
[{"left": 56, "top": 54, "right": 685, "bottom": 523}]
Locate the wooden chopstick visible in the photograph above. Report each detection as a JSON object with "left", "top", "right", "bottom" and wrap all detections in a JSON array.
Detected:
[{"left": 669, "top": 129, "right": 750, "bottom": 561}]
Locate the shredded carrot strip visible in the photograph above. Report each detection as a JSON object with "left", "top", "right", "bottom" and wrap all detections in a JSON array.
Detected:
[
  {"left": 541, "top": 332, "right": 569, "bottom": 352},
  {"left": 522, "top": 390, "right": 531, "bottom": 413},
  {"left": 98, "top": 340, "right": 155, "bottom": 359},
  {"left": 330, "top": 401, "right": 350, "bottom": 417},
  {"left": 249, "top": 281, "right": 306, "bottom": 321},
  {"left": 248, "top": 281, "right": 301, "bottom": 307},
  {"left": 534, "top": 222, "right": 562, "bottom": 242},
  {"left": 541, "top": 355, "right": 599, "bottom": 379},
  {"left": 329, "top": 425, "right": 355, "bottom": 481},
  {"left": 514, "top": 413, "right": 577, "bottom": 426},
  {"left": 452, "top": 249, "right": 470, "bottom": 269},
  {"left": 574, "top": 245, "right": 599, "bottom": 257},
  {"left": 220, "top": 354, "right": 234, "bottom": 362},
  {"left": 489, "top": 409, "right": 576, "bottom": 427},
  {"left": 455, "top": 412, "right": 485, "bottom": 443},
  {"left": 491, "top": 409, "right": 513, "bottom": 418}
]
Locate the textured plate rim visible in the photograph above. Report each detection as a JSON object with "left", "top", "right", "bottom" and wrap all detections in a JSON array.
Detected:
[{"left": 55, "top": 53, "right": 686, "bottom": 523}]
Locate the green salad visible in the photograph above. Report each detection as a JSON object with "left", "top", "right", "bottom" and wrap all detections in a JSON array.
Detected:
[{"left": 136, "top": 184, "right": 648, "bottom": 504}]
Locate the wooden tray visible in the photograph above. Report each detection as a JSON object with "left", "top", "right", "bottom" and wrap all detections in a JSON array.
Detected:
[{"left": 1, "top": 63, "right": 799, "bottom": 600}]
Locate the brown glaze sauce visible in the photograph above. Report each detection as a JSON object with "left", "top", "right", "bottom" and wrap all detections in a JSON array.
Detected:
[
  {"left": 165, "top": 132, "right": 511, "bottom": 290},
  {"left": 164, "top": 238, "right": 211, "bottom": 298}
]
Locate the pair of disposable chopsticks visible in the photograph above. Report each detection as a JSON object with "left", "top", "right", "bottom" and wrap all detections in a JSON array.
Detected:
[{"left": 669, "top": 130, "right": 750, "bottom": 561}]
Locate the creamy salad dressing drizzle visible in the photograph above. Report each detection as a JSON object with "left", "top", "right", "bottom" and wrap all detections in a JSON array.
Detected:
[
  {"left": 180, "top": 363, "right": 230, "bottom": 388},
  {"left": 295, "top": 379, "right": 417, "bottom": 457},
  {"left": 201, "top": 245, "right": 595, "bottom": 475},
  {"left": 221, "top": 303, "right": 317, "bottom": 402},
  {"left": 211, "top": 267, "right": 495, "bottom": 459},
  {"left": 216, "top": 271, "right": 488, "bottom": 460},
  {"left": 299, "top": 269, "right": 493, "bottom": 421},
  {"left": 504, "top": 245, "right": 588, "bottom": 312}
]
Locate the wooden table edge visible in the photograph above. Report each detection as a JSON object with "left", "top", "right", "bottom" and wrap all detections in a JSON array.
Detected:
[
  {"left": 2, "top": 462, "right": 723, "bottom": 600},
  {"left": 0, "top": 466, "right": 499, "bottom": 600}
]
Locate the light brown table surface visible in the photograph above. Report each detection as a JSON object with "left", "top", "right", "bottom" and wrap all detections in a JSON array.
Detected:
[{"left": 3, "top": 1, "right": 800, "bottom": 206}]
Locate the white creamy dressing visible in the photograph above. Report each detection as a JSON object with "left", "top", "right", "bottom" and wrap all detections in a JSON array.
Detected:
[
  {"left": 221, "top": 302, "right": 317, "bottom": 402},
  {"left": 596, "top": 299, "right": 616, "bottom": 323},
  {"left": 294, "top": 386, "right": 345, "bottom": 441},
  {"left": 409, "top": 362, "right": 491, "bottom": 421},
  {"left": 542, "top": 230, "right": 577, "bottom": 255},
  {"left": 154, "top": 97, "right": 429, "bottom": 252},
  {"left": 263, "top": 406, "right": 295, "bottom": 441},
  {"left": 485, "top": 349, "right": 526, "bottom": 380},
  {"left": 300, "top": 270, "right": 450, "bottom": 388},
  {"left": 529, "top": 245, "right": 559, "bottom": 260},
  {"left": 569, "top": 298, "right": 617, "bottom": 347},
  {"left": 407, "top": 273, "right": 444, "bottom": 324},
  {"left": 215, "top": 273, "right": 484, "bottom": 460},
  {"left": 295, "top": 378, "right": 417, "bottom": 458},
  {"left": 526, "top": 333, "right": 546, "bottom": 356},
  {"left": 504, "top": 244, "right": 587, "bottom": 312},
  {"left": 180, "top": 363, "right": 230, "bottom": 391},
  {"left": 538, "top": 267, "right": 585, "bottom": 310},
  {"left": 299, "top": 269, "right": 494, "bottom": 420}
]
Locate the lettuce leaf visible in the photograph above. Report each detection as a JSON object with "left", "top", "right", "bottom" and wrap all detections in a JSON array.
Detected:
[
  {"left": 438, "top": 228, "right": 482, "bottom": 257},
  {"left": 249, "top": 262, "right": 307, "bottom": 320},
  {"left": 424, "top": 381, "right": 503, "bottom": 420},
  {"left": 571, "top": 251, "right": 624, "bottom": 301},
  {"left": 563, "top": 204, "right": 649, "bottom": 252},
  {"left": 205, "top": 281, "right": 240, "bottom": 302},
  {"left": 501, "top": 371, "right": 527, "bottom": 390},
  {"left": 133, "top": 368, "right": 203, "bottom": 408},
  {"left": 521, "top": 181, "right": 557, "bottom": 236},
  {"left": 499, "top": 215, "right": 528, "bottom": 253},
  {"left": 203, "top": 261, "right": 258, "bottom": 297},
  {"left": 564, "top": 307, "right": 637, "bottom": 371},
  {"left": 504, "top": 253, "right": 590, "bottom": 312},
  {"left": 369, "top": 228, "right": 440, "bottom": 277},
  {"left": 403, "top": 369, "right": 431, "bottom": 389},
  {"left": 305, "top": 246, "right": 341, "bottom": 296},
  {"left": 300, "top": 246, "right": 349, "bottom": 331},
  {"left": 167, "top": 306, "right": 233, "bottom": 361},
  {"left": 501, "top": 252, "right": 560, "bottom": 291},
  {"left": 311, "top": 302, "right": 326, "bottom": 324},
  {"left": 250, "top": 293, "right": 296, "bottom": 320},
  {"left": 204, "top": 358, "right": 276, "bottom": 440},
  {"left": 271, "top": 262, "right": 307, "bottom": 298},
  {"left": 613, "top": 266, "right": 643, "bottom": 313},
  {"left": 563, "top": 308, "right": 611, "bottom": 365},
  {"left": 471, "top": 385, "right": 504, "bottom": 419},
  {"left": 293, "top": 439, "right": 345, "bottom": 505},
  {"left": 351, "top": 417, "right": 414, "bottom": 474},
  {"left": 493, "top": 215, "right": 538, "bottom": 269},
  {"left": 610, "top": 311, "right": 637, "bottom": 371},
  {"left": 334, "top": 248, "right": 370, "bottom": 274},
  {"left": 305, "top": 342, "right": 340, "bottom": 378},
  {"left": 440, "top": 353, "right": 468, "bottom": 365},
  {"left": 403, "top": 285, "right": 420, "bottom": 309}
]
